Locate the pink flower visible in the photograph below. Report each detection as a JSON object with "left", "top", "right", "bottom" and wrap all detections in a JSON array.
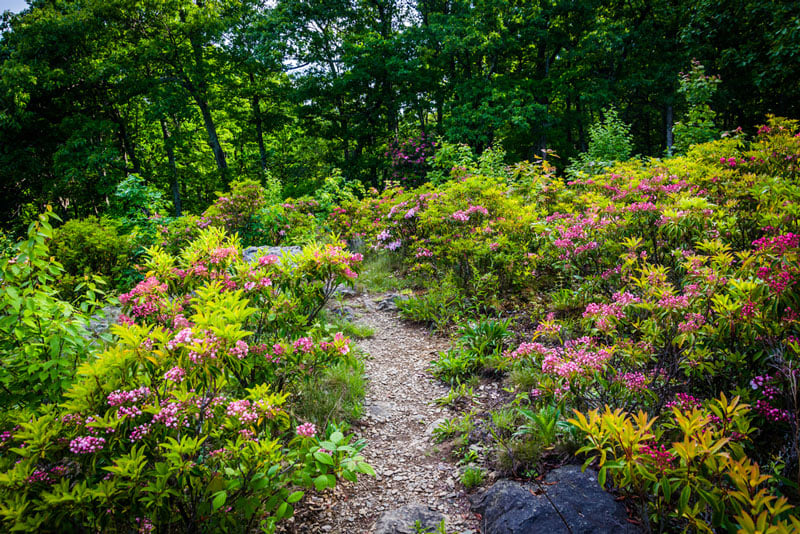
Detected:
[
  {"left": 69, "top": 435, "right": 106, "bottom": 454},
  {"left": 129, "top": 424, "right": 151, "bottom": 442},
  {"left": 258, "top": 254, "right": 279, "bottom": 266},
  {"left": 296, "top": 422, "right": 316, "bottom": 437},
  {"left": 230, "top": 340, "right": 249, "bottom": 359},
  {"left": 164, "top": 366, "right": 186, "bottom": 383},
  {"left": 294, "top": 337, "right": 314, "bottom": 353},
  {"left": 227, "top": 400, "right": 258, "bottom": 425}
]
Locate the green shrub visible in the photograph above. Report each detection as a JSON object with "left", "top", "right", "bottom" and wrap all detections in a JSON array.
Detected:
[
  {"left": 567, "top": 106, "right": 634, "bottom": 176},
  {"left": 0, "top": 226, "right": 373, "bottom": 532},
  {"left": 50, "top": 216, "right": 136, "bottom": 296},
  {"left": 0, "top": 210, "right": 101, "bottom": 412}
]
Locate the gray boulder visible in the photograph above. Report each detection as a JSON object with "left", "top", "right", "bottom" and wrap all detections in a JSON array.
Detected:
[
  {"left": 471, "top": 466, "right": 639, "bottom": 534},
  {"left": 373, "top": 503, "right": 446, "bottom": 534},
  {"left": 242, "top": 245, "right": 303, "bottom": 264},
  {"left": 375, "top": 293, "right": 410, "bottom": 311},
  {"left": 88, "top": 305, "right": 122, "bottom": 336}
]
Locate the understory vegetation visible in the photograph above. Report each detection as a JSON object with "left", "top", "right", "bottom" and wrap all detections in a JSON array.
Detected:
[
  {"left": 2, "top": 112, "right": 797, "bottom": 532},
  {"left": 330, "top": 117, "right": 800, "bottom": 532},
  {"left": 1, "top": 1, "right": 800, "bottom": 529}
]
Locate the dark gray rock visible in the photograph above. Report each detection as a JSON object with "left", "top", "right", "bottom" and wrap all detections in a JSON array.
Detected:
[
  {"left": 471, "top": 466, "right": 639, "bottom": 534},
  {"left": 88, "top": 305, "right": 122, "bottom": 336},
  {"left": 333, "top": 285, "right": 358, "bottom": 298},
  {"left": 242, "top": 245, "right": 303, "bottom": 264},
  {"left": 373, "top": 503, "right": 446, "bottom": 534},
  {"left": 376, "top": 293, "right": 410, "bottom": 311}
]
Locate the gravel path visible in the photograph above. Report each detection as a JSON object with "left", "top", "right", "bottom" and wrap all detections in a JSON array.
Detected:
[{"left": 286, "top": 294, "right": 481, "bottom": 534}]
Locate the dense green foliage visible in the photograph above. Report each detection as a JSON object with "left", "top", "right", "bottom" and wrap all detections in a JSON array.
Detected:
[
  {"left": 2, "top": 0, "right": 800, "bottom": 229},
  {"left": 1, "top": 0, "right": 800, "bottom": 530},
  {"left": 333, "top": 118, "right": 800, "bottom": 531},
  {"left": 0, "top": 221, "right": 372, "bottom": 532}
]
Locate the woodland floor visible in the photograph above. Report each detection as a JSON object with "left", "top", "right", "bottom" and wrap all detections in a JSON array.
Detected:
[{"left": 283, "top": 293, "right": 486, "bottom": 534}]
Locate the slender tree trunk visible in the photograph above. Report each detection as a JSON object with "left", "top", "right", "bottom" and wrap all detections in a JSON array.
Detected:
[
  {"left": 249, "top": 72, "right": 268, "bottom": 171},
  {"left": 666, "top": 105, "right": 674, "bottom": 156},
  {"left": 111, "top": 106, "right": 141, "bottom": 175},
  {"left": 160, "top": 118, "right": 182, "bottom": 217},
  {"left": 183, "top": 19, "right": 228, "bottom": 176},
  {"left": 193, "top": 95, "right": 228, "bottom": 173}
]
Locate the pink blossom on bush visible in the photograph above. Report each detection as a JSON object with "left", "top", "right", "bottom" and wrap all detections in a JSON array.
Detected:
[
  {"left": 296, "top": 422, "right": 316, "bottom": 438},
  {"left": 294, "top": 337, "right": 314, "bottom": 353},
  {"left": 69, "top": 436, "right": 106, "bottom": 454},
  {"left": 163, "top": 366, "right": 186, "bottom": 383},
  {"left": 230, "top": 340, "right": 249, "bottom": 359}
]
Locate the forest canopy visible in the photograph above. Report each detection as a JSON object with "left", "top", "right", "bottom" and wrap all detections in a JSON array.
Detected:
[{"left": 1, "top": 0, "right": 799, "bottom": 228}]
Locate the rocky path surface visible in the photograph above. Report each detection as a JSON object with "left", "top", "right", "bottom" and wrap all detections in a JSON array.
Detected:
[{"left": 287, "top": 294, "right": 480, "bottom": 534}]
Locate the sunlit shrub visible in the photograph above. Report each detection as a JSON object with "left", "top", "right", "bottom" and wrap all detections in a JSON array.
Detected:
[{"left": 0, "top": 227, "right": 372, "bottom": 532}]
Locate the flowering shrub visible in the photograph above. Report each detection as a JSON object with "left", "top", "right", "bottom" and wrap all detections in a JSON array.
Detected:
[
  {"left": 0, "top": 227, "right": 371, "bottom": 532},
  {"left": 386, "top": 133, "right": 436, "bottom": 186},
  {"left": 329, "top": 166, "right": 548, "bottom": 300},
  {"left": 570, "top": 395, "right": 800, "bottom": 533},
  {"left": 333, "top": 116, "right": 800, "bottom": 529}
]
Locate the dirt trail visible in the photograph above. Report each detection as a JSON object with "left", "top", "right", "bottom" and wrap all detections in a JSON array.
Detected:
[{"left": 288, "top": 294, "right": 480, "bottom": 534}]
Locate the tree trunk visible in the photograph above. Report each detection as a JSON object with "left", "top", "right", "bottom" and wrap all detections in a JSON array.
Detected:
[
  {"left": 666, "top": 105, "right": 674, "bottom": 156},
  {"left": 249, "top": 72, "right": 268, "bottom": 171},
  {"left": 193, "top": 95, "right": 228, "bottom": 173},
  {"left": 111, "top": 106, "right": 141, "bottom": 175},
  {"left": 160, "top": 118, "right": 182, "bottom": 217}
]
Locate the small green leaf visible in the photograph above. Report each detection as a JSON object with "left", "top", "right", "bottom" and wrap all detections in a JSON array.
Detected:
[
  {"left": 313, "top": 475, "right": 329, "bottom": 492},
  {"left": 212, "top": 491, "right": 227, "bottom": 511},
  {"left": 287, "top": 491, "right": 304, "bottom": 504},
  {"left": 313, "top": 451, "right": 334, "bottom": 465},
  {"left": 357, "top": 461, "right": 375, "bottom": 477}
]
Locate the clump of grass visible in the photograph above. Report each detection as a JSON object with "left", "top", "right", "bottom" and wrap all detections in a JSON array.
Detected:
[
  {"left": 490, "top": 407, "right": 519, "bottom": 435},
  {"left": 460, "top": 466, "right": 485, "bottom": 490},
  {"left": 323, "top": 312, "right": 375, "bottom": 339},
  {"left": 432, "top": 412, "right": 475, "bottom": 444},
  {"left": 295, "top": 355, "right": 366, "bottom": 426},
  {"left": 357, "top": 253, "right": 403, "bottom": 292},
  {"left": 508, "top": 364, "right": 539, "bottom": 390},
  {"left": 434, "top": 383, "right": 476, "bottom": 408}
]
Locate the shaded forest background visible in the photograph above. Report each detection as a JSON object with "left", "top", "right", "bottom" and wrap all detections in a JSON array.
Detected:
[{"left": 1, "top": 0, "right": 799, "bottom": 228}]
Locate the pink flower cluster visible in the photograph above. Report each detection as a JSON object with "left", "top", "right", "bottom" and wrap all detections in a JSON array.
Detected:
[
  {"left": 118, "top": 277, "right": 168, "bottom": 318},
  {"left": 296, "top": 422, "right": 316, "bottom": 437},
  {"left": 129, "top": 424, "right": 151, "bottom": 442},
  {"left": 153, "top": 400, "right": 186, "bottom": 429},
  {"left": 230, "top": 340, "right": 249, "bottom": 359},
  {"left": 227, "top": 400, "right": 258, "bottom": 425},
  {"left": 639, "top": 442, "right": 675, "bottom": 471},
  {"left": 617, "top": 372, "right": 647, "bottom": 392},
  {"left": 540, "top": 338, "right": 612, "bottom": 378},
  {"left": 507, "top": 342, "right": 547, "bottom": 360},
  {"left": 258, "top": 254, "right": 279, "bottom": 266},
  {"left": 754, "top": 401, "right": 791, "bottom": 423},
  {"left": 657, "top": 294, "right": 689, "bottom": 310},
  {"left": 665, "top": 393, "right": 701, "bottom": 411},
  {"left": 69, "top": 435, "right": 106, "bottom": 454},
  {"left": 210, "top": 246, "right": 237, "bottom": 264},
  {"left": 164, "top": 366, "right": 186, "bottom": 383},
  {"left": 753, "top": 232, "right": 799, "bottom": 255},
  {"left": 678, "top": 313, "right": 706, "bottom": 333},
  {"left": 294, "top": 337, "right": 315, "bottom": 353},
  {"left": 107, "top": 386, "right": 151, "bottom": 407},
  {"left": 452, "top": 205, "right": 489, "bottom": 222}
]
